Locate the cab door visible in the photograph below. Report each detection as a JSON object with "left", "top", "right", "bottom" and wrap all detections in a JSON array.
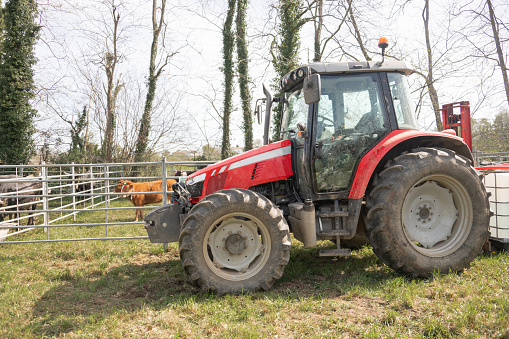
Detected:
[{"left": 312, "top": 73, "right": 389, "bottom": 193}]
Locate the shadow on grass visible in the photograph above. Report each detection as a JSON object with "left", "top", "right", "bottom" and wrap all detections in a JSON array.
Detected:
[
  {"left": 30, "top": 256, "right": 189, "bottom": 336},
  {"left": 272, "top": 243, "right": 402, "bottom": 297},
  {"left": 29, "top": 244, "right": 403, "bottom": 336}
]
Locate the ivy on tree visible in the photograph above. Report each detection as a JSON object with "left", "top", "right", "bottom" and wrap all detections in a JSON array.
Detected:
[
  {"left": 221, "top": 0, "right": 254, "bottom": 159},
  {"left": 271, "top": 0, "right": 305, "bottom": 141},
  {"left": 0, "top": 0, "right": 40, "bottom": 165}
]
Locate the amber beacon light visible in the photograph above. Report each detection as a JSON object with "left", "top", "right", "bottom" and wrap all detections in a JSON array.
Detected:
[
  {"left": 378, "top": 37, "right": 389, "bottom": 49},
  {"left": 377, "top": 37, "right": 389, "bottom": 65}
]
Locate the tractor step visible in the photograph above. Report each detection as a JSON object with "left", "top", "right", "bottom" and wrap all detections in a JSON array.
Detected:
[
  {"left": 319, "top": 248, "right": 352, "bottom": 257},
  {"left": 317, "top": 229, "right": 351, "bottom": 237},
  {"left": 316, "top": 210, "right": 349, "bottom": 218}
]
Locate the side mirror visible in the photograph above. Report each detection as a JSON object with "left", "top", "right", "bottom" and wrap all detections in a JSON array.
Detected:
[
  {"left": 303, "top": 73, "right": 321, "bottom": 105},
  {"left": 256, "top": 104, "right": 263, "bottom": 124},
  {"left": 253, "top": 100, "right": 264, "bottom": 125}
]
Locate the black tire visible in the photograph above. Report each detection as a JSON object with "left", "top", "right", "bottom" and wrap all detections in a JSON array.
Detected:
[
  {"left": 179, "top": 188, "right": 291, "bottom": 294},
  {"left": 366, "top": 147, "right": 490, "bottom": 277}
]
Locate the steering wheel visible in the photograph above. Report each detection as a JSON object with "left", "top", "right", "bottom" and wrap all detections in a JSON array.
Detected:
[{"left": 318, "top": 115, "right": 334, "bottom": 128}]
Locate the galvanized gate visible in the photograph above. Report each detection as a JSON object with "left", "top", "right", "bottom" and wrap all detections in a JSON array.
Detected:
[{"left": 0, "top": 159, "right": 214, "bottom": 244}]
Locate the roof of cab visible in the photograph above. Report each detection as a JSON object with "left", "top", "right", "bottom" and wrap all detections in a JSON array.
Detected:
[{"left": 308, "top": 60, "right": 413, "bottom": 76}]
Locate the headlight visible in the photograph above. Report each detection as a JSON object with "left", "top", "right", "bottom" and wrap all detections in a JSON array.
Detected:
[
  {"left": 185, "top": 173, "right": 207, "bottom": 198},
  {"left": 186, "top": 181, "right": 204, "bottom": 198}
]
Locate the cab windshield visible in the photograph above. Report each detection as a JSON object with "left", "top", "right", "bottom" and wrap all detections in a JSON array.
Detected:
[{"left": 280, "top": 87, "right": 307, "bottom": 142}]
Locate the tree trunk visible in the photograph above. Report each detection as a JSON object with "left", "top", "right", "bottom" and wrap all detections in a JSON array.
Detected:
[
  {"left": 0, "top": 0, "right": 40, "bottom": 165},
  {"left": 313, "top": 0, "right": 323, "bottom": 62},
  {"left": 486, "top": 0, "right": 509, "bottom": 107},
  {"left": 422, "top": 0, "right": 442, "bottom": 131},
  {"left": 348, "top": 0, "right": 371, "bottom": 62},
  {"left": 134, "top": 0, "right": 167, "bottom": 163},
  {"left": 271, "top": 0, "right": 304, "bottom": 140},
  {"left": 102, "top": 4, "right": 123, "bottom": 162},
  {"left": 221, "top": 0, "right": 236, "bottom": 159},
  {"left": 236, "top": 0, "right": 253, "bottom": 151}
]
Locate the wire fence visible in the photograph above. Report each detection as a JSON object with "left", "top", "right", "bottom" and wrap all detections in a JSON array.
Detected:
[
  {"left": 474, "top": 151, "right": 509, "bottom": 166},
  {"left": 2, "top": 154, "right": 508, "bottom": 245},
  {"left": 0, "top": 158, "right": 215, "bottom": 244}
]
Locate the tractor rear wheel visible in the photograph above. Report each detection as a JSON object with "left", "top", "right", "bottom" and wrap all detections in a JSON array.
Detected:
[
  {"left": 366, "top": 148, "right": 490, "bottom": 277},
  {"left": 179, "top": 189, "right": 291, "bottom": 294}
]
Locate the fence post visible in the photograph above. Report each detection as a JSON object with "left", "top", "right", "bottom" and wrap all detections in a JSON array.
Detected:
[
  {"left": 105, "top": 165, "right": 109, "bottom": 238},
  {"left": 59, "top": 165, "right": 63, "bottom": 219},
  {"left": 162, "top": 157, "right": 168, "bottom": 205},
  {"left": 14, "top": 167, "right": 20, "bottom": 226},
  {"left": 162, "top": 156, "right": 168, "bottom": 252},
  {"left": 90, "top": 165, "right": 95, "bottom": 208},
  {"left": 41, "top": 163, "right": 49, "bottom": 237},
  {"left": 71, "top": 163, "right": 76, "bottom": 222}
]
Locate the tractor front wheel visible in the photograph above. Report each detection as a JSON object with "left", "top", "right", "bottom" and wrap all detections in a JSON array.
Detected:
[
  {"left": 179, "top": 189, "right": 291, "bottom": 294},
  {"left": 366, "top": 148, "right": 490, "bottom": 277}
]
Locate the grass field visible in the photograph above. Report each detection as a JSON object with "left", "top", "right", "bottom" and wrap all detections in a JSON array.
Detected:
[{"left": 0, "top": 199, "right": 508, "bottom": 338}]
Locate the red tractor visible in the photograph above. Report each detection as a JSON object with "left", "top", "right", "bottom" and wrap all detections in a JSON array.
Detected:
[{"left": 145, "top": 40, "right": 491, "bottom": 294}]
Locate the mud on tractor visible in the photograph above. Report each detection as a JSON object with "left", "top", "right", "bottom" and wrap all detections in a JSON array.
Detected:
[{"left": 145, "top": 39, "right": 491, "bottom": 294}]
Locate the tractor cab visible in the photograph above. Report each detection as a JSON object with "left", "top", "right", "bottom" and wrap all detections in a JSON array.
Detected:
[{"left": 268, "top": 61, "right": 417, "bottom": 200}]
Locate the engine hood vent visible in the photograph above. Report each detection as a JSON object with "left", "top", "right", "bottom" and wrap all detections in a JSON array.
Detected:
[{"left": 251, "top": 161, "right": 266, "bottom": 180}]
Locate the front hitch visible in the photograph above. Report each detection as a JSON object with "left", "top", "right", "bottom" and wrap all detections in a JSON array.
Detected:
[{"left": 144, "top": 204, "right": 187, "bottom": 243}]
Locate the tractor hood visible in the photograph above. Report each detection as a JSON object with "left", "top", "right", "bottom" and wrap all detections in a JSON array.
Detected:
[{"left": 186, "top": 139, "right": 293, "bottom": 203}]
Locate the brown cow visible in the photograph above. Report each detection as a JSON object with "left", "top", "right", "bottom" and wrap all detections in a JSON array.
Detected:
[{"left": 114, "top": 179, "right": 177, "bottom": 222}]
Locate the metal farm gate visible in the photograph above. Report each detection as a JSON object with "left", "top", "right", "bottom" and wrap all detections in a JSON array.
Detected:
[
  {"left": 473, "top": 151, "right": 509, "bottom": 166},
  {"left": 0, "top": 159, "right": 214, "bottom": 244}
]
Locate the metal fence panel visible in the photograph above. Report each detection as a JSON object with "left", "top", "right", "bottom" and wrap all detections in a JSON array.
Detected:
[
  {"left": 474, "top": 151, "right": 509, "bottom": 166},
  {"left": 0, "top": 159, "right": 215, "bottom": 243}
]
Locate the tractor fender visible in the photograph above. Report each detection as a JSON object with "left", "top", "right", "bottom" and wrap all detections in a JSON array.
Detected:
[{"left": 349, "top": 130, "right": 472, "bottom": 199}]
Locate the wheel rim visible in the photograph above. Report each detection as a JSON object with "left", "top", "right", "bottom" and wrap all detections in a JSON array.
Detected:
[
  {"left": 204, "top": 212, "right": 271, "bottom": 281},
  {"left": 402, "top": 175, "right": 473, "bottom": 257}
]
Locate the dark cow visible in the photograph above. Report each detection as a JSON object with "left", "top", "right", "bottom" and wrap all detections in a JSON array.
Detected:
[
  {"left": 0, "top": 198, "right": 5, "bottom": 222},
  {"left": 74, "top": 172, "right": 93, "bottom": 201},
  {"left": 174, "top": 170, "right": 197, "bottom": 177},
  {"left": 0, "top": 175, "right": 18, "bottom": 224},
  {"left": 0, "top": 175, "right": 42, "bottom": 226}
]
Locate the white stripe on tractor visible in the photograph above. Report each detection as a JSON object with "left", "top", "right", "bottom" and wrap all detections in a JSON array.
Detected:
[{"left": 229, "top": 146, "right": 291, "bottom": 171}]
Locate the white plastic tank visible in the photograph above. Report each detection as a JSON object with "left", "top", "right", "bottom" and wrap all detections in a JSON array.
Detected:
[{"left": 478, "top": 165, "right": 509, "bottom": 241}]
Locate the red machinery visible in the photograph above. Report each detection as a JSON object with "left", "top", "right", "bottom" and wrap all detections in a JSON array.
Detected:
[
  {"left": 441, "top": 101, "right": 472, "bottom": 151},
  {"left": 144, "top": 41, "right": 491, "bottom": 293}
]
